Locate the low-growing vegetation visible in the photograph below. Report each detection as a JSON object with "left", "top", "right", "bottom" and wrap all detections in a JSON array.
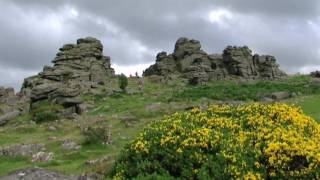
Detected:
[
  {"left": 173, "top": 76, "right": 319, "bottom": 101},
  {"left": 82, "top": 125, "right": 112, "bottom": 145},
  {"left": 31, "top": 101, "right": 63, "bottom": 123},
  {"left": 311, "top": 71, "right": 320, "bottom": 78},
  {"left": 111, "top": 103, "right": 320, "bottom": 179},
  {"left": 0, "top": 75, "right": 319, "bottom": 178},
  {"left": 118, "top": 74, "right": 128, "bottom": 91}
]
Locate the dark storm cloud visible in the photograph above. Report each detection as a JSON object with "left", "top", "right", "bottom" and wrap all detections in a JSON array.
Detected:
[{"left": 1, "top": 0, "right": 320, "bottom": 89}]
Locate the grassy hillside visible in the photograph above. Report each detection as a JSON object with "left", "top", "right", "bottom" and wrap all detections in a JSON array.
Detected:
[{"left": 0, "top": 75, "right": 319, "bottom": 177}]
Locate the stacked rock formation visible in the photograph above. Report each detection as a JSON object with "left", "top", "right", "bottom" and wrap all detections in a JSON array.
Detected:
[
  {"left": 0, "top": 87, "right": 20, "bottom": 112},
  {"left": 143, "top": 37, "right": 286, "bottom": 84},
  {"left": 0, "top": 87, "right": 26, "bottom": 125},
  {"left": 21, "top": 37, "right": 115, "bottom": 115}
]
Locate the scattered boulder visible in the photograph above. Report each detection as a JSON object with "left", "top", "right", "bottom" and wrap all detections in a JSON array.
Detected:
[
  {"left": 31, "top": 151, "right": 54, "bottom": 162},
  {"left": 20, "top": 37, "right": 115, "bottom": 118},
  {"left": 1, "top": 168, "right": 84, "bottom": 180},
  {"left": 145, "top": 102, "right": 163, "bottom": 112},
  {"left": 0, "top": 143, "right": 45, "bottom": 157},
  {"left": 47, "top": 125, "right": 58, "bottom": 132},
  {"left": 270, "top": 91, "right": 291, "bottom": 101},
  {"left": 85, "top": 155, "right": 114, "bottom": 166},
  {"left": 0, "top": 87, "right": 16, "bottom": 104},
  {"left": 126, "top": 89, "right": 141, "bottom": 95},
  {"left": 0, "top": 87, "right": 28, "bottom": 124},
  {"left": 260, "top": 96, "right": 275, "bottom": 103},
  {"left": 0, "top": 110, "right": 21, "bottom": 126},
  {"left": 144, "top": 37, "right": 286, "bottom": 84},
  {"left": 118, "top": 114, "right": 138, "bottom": 122},
  {"left": 61, "top": 139, "right": 81, "bottom": 151}
]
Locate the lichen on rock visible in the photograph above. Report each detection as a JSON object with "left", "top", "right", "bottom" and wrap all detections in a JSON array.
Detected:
[
  {"left": 21, "top": 37, "right": 115, "bottom": 118},
  {"left": 143, "top": 37, "right": 287, "bottom": 85}
]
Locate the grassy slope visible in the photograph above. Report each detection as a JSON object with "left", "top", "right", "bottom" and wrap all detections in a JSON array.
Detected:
[
  {"left": 0, "top": 76, "right": 319, "bottom": 177},
  {"left": 294, "top": 95, "right": 320, "bottom": 121}
]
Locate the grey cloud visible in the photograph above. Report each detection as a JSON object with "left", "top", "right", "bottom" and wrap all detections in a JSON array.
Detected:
[
  {"left": 218, "top": 0, "right": 320, "bottom": 18},
  {"left": 1, "top": 0, "right": 320, "bottom": 89}
]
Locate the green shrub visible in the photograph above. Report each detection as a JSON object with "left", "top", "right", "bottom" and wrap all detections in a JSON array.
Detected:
[
  {"left": 82, "top": 126, "right": 111, "bottom": 145},
  {"left": 118, "top": 74, "right": 128, "bottom": 91},
  {"left": 110, "top": 103, "right": 320, "bottom": 179},
  {"left": 33, "top": 111, "right": 58, "bottom": 123},
  {"left": 31, "top": 100, "right": 63, "bottom": 123}
]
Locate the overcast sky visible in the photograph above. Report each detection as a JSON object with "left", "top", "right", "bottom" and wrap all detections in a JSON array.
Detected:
[{"left": 1, "top": 0, "right": 320, "bottom": 90}]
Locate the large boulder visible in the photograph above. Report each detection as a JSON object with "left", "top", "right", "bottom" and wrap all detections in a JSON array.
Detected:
[
  {"left": 223, "top": 46, "right": 257, "bottom": 78},
  {"left": 21, "top": 37, "right": 115, "bottom": 117},
  {"left": 0, "top": 143, "right": 45, "bottom": 157},
  {"left": 0, "top": 110, "right": 21, "bottom": 126},
  {"left": 270, "top": 91, "right": 291, "bottom": 101},
  {"left": 0, "top": 87, "right": 28, "bottom": 124},
  {"left": 0, "top": 87, "right": 16, "bottom": 106},
  {"left": 143, "top": 37, "right": 287, "bottom": 84}
]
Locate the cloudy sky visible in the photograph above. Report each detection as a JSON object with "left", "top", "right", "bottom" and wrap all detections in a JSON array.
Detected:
[{"left": 1, "top": 0, "right": 320, "bottom": 90}]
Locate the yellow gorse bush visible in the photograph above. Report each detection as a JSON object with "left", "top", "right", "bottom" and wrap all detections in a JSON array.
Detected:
[{"left": 112, "top": 103, "right": 320, "bottom": 179}]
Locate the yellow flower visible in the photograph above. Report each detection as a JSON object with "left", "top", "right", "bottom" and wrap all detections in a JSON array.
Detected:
[{"left": 254, "top": 162, "right": 261, "bottom": 168}]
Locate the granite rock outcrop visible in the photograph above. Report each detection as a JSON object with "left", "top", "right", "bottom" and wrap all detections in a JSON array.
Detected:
[
  {"left": 143, "top": 37, "right": 286, "bottom": 84},
  {"left": 21, "top": 37, "right": 115, "bottom": 116}
]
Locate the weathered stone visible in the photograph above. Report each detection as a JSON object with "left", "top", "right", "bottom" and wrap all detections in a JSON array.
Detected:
[
  {"left": 173, "top": 37, "right": 201, "bottom": 59},
  {"left": 47, "top": 126, "right": 58, "bottom": 131},
  {"left": 253, "top": 54, "right": 287, "bottom": 79},
  {"left": 5, "top": 96, "right": 19, "bottom": 106},
  {"left": 32, "top": 151, "right": 54, "bottom": 162},
  {"left": 145, "top": 102, "right": 162, "bottom": 112},
  {"left": 126, "top": 89, "right": 141, "bottom": 95},
  {"left": 21, "top": 37, "right": 115, "bottom": 117},
  {"left": 61, "top": 139, "right": 81, "bottom": 150},
  {"left": 76, "top": 103, "right": 88, "bottom": 114},
  {"left": 85, "top": 155, "right": 113, "bottom": 166},
  {"left": 55, "top": 97, "right": 83, "bottom": 107},
  {"left": 30, "top": 83, "right": 60, "bottom": 101},
  {"left": 223, "top": 46, "right": 257, "bottom": 78},
  {"left": 0, "top": 143, "right": 45, "bottom": 157},
  {"left": 0, "top": 87, "right": 27, "bottom": 116},
  {"left": 0, "top": 105, "right": 12, "bottom": 114},
  {"left": 144, "top": 37, "right": 287, "bottom": 84},
  {"left": 119, "top": 115, "right": 138, "bottom": 122},
  {"left": 260, "top": 96, "right": 275, "bottom": 103},
  {"left": 271, "top": 91, "right": 290, "bottom": 100},
  {"left": 0, "top": 110, "right": 21, "bottom": 126},
  {"left": 146, "top": 75, "right": 164, "bottom": 83},
  {"left": 1, "top": 168, "right": 83, "bottom": 180}
]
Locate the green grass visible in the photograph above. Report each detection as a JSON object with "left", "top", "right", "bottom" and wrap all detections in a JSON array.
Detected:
[
  {"left": 0, "top": 75, "right": 319, "bottom": 177},
  {"left": 297, "top": 95, "right": 320, "bottom": 121},
  {"left": 173, "top": 75, "right": 319, "bottom": 101},
  {"left": 0, "top": 78, "right": 179, "bottom": 176},
  {"left": 0, "top": 157, "right": 31, "bottom": 176}
]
